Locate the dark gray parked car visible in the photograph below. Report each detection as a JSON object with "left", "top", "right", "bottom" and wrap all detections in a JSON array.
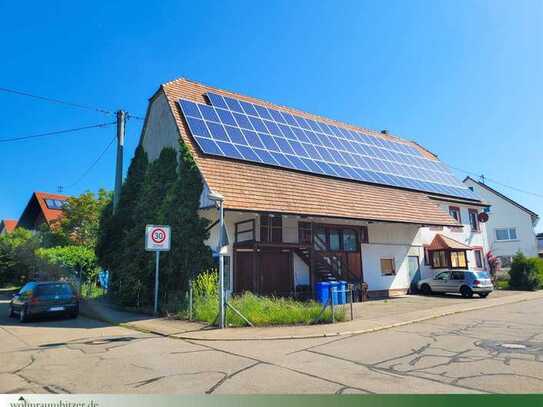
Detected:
[{"left": 9, "top": 281, "right": 79, "bottom": 322}]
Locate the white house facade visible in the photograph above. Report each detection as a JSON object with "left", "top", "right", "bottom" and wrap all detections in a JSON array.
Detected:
[{"left": 463, "top": 177, "right": 539, "bottom": 265}]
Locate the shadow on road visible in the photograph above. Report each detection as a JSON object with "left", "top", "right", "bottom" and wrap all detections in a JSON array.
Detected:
[{"left": 0, "top": 296, "right": 110, "bottom": 330}]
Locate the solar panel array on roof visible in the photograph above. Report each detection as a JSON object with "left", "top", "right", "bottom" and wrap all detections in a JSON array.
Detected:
[{"left": 177, "top": 92, "right": 477, "bottom": 200}]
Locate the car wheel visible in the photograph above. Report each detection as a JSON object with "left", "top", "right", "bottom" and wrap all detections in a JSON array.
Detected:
[
  {"left": 421, "top": 284, "right": 432, "bottom": 296},
  {"left": 460, "top": 286, "right": 473, "bottom": 298},
  {"left": 478, "top": 292, "right": 489, "bottom": 298},
  {"left": 69, "top": 310, "right": 79, "bottom": 319},
  {"left": 19, "top": 306, "right": 29, "bottom": 323}
]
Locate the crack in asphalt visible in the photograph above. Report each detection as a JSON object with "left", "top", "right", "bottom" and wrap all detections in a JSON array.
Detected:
[
  {"left": 303, "top": 315, "right": 543, "bottom": 394},
  {"left": 185, "top": 339, "right": 374, "bottom": 394},
  {"left": 1, "top": 296, "right": 543, "bottom": 394},
  {"left": 128, "top": 370, "right": 229, "bottom": 389},
  {"left": 305, "top": 348, "right": 487, "bottom": 393},
  {"left": 206, "top": 361, "right": 262, "bottom": 394}
]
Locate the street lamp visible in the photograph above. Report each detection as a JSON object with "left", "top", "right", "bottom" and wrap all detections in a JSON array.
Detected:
[{"left": 207, "top": 190, "right": 226, "bottom": 329}]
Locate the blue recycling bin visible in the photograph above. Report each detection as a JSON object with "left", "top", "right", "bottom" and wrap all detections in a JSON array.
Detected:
[
  {"left": 338, "top": 281, "right": 347, "bottom": 304},
  {"left": 315, "top": 281, "right": 331, "bottom": 305},
  {"left": 329, "top": 281, "right": 340, "bottom": 305}
]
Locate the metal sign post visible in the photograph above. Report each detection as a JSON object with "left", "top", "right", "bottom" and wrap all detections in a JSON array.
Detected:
[
  {"left": 145, "top": 225, "right": 171, "bottom": 315},
  {"left": 218, "top": 200, "right": 225, "bottom": 329}
]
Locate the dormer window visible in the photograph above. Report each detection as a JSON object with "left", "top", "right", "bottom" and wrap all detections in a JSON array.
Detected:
[{"left": 44, "top": 199, "right": 66, "bottom": 210}]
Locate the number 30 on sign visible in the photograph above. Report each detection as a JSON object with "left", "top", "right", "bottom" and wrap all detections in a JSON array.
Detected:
[{"left": 145, "top": 225, "right": 171, "bottom": 251}]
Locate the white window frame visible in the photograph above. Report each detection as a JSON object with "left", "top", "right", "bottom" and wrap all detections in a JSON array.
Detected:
[{"left": 495, "top": 228, "right": 518, "bottom": 241}]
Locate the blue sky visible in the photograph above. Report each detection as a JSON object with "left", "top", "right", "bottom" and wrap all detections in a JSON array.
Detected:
[{"left": 1, "top": 0, "right": 541, "bottom": 231}]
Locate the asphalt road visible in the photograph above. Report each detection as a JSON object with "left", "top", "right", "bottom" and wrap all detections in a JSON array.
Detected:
[{"left": 1, "top": 294, "right": 543, "bottom": 394}]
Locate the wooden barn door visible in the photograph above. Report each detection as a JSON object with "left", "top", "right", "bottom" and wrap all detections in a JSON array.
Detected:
[
  {"left": 260, "top": 249, "right": 292, "bottom": 296},
  {"left": 234, "top": 250, "right": 254, "bottom": 293}
]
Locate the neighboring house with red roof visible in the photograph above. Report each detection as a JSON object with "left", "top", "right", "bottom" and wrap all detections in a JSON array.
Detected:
[
  {"left": 0, "top": 219, "right": 17, "bottom": 236},
  {"left": 138, "top": 77, "right": 489, "bottom": 298},
  {"left": 16, "top": 192, "right": 69, "bottom": 231}
]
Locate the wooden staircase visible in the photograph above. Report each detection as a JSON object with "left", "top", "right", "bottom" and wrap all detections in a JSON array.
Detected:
[{"left": 295, "top": 247, "right": 359, "bottom": 283}]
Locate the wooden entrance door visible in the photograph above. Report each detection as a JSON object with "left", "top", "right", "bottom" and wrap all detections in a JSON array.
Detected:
[
  {"left": 234, "top": 250, "right": 254, "bottom": 293},
  {"left": 260, "top": 250, "right": 292, "bottom": 296},
  {"left": 345, "top": 252, "right": 362, "bottom": 280}
]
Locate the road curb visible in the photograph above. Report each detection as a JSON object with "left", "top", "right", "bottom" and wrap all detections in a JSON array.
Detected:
[
  {"left": 169, "top": 292, "right": 543, "bottom": 341},
  {"left": 81, "top": 291, "right": 543, "bottom": 342}
]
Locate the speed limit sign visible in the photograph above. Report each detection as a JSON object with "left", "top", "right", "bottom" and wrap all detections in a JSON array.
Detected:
[{"left": 145, "top": 225, "right": 171, "bottom": 251}]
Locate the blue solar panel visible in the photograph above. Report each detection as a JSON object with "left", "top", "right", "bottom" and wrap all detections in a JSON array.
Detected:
[{"left": 177, "top": 93, "right": 478, "bottom": 200}]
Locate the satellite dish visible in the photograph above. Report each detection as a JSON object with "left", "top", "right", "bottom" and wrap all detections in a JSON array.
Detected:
[{"left": 478, "top": 212, "right": 489, "bottom": 223}]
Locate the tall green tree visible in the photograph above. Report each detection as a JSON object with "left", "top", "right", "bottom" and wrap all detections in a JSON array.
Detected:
[
  {"left": 49, "top": 189, "right": 111, "bottom": 248},
  {"left": 95, "top": 143, "right": 212, "bottom": 310},
  {"left": 161, "top": 142, "right": 212, "bottom": 306},
  {"left": 117, "top": 147, "right": 178, "bottom": 306},
  {"left": 96, "top": 145, "right": 148, "bottom": 275}
]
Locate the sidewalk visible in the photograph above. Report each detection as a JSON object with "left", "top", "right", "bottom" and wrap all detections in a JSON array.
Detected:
[
  {"left": 80, "top": 297, "right": 207, "bottom": 335},
  {"left": 81, "top": 290, "right": 543, "bottom": 341}
]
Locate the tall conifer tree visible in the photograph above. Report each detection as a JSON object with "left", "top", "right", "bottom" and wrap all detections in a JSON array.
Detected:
[{"left": 96, "top": 145, "right": 148, "bottom": 299}]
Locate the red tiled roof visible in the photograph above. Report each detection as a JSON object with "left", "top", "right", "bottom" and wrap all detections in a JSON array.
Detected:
[
  {"left": 1, "top": 219, "right": 17, "bottom": 233},
  {"left": 17, "top": 192, "right": 69, "bottom": 230},
  {"left": 155, "top": 78, "right": 466, "bottom": 226},
  {"left": 428, "top": 234, "right": 473, "bottom": 251},
  {"left": 34, "top": 192, "right": 69, "bottom": 225}
]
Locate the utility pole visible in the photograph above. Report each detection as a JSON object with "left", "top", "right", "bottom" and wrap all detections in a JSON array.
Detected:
[{"left": 113, "top": 110, "right": 126, "bottom": 213}]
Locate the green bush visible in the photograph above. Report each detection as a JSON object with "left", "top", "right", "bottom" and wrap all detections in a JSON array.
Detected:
[
  {"left": 509, "top": 251, "right": 543, "bottom": 291},
  {"left": 189, "top": 271, "right": 344, "bottom": 326},
  {"left": 495, "top": 280, "right": 509, "bottom": 290},
  {"left": 193, "top": 270, "right": 218, "bottom": 298}
]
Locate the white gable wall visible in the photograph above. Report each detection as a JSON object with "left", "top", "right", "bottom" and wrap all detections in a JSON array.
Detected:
[
  {"left": 140, "top": 92, "right": 217, "bottom": 210},
  {"left": 140, "top": 92, "right": 180, "bottom": 161},
  {"left": 464, "top": 179, "right": 538, "bottom": 259}
]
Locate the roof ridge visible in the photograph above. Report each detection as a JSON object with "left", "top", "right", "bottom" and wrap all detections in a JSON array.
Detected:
[
  {"left": 463, "top": 177, "right": 539, "bottom": 219},
  {"left": 34, "top": 191, "right": 70, "bottom": 198},
  {"left": 161, "top": 76, "right": 434, "bottom": 157}
]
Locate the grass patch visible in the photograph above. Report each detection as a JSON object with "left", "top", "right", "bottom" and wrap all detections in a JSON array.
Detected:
[
  {"left": 80, "top": 282, "right": 106, "bottom": 299},
  {"left": 188, "top": 292, "right": 345, "bottom": 327},
  {"left": 183, "top": 271, "right": 345, "bottom": 327}
]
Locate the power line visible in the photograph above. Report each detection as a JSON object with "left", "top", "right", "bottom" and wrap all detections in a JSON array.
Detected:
[
  {"left": 127, "top": 113, "right": 145, "bottom": 121},
  {"left": 447, "top": 163, "right": 543, "bottom": 199},
  {"left": 0, "top": 86, "right": 146, "bottom": 119},
  {"left": 64, "top": 135, "right": 117, "bottom": 189},
  {"left": 0, "top": 86, "right": 114, "bottom": 115},
  {"left": 0, "top": 122, "right": 116, "bottom": 143}
]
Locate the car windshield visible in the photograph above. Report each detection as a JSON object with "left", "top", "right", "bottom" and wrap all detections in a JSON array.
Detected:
[
  {"left": 36, "top": 284, "right": 73, "bottom": 296},
  {"left": 475, "top": 271, "right": 491, "bottom": 279}
]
